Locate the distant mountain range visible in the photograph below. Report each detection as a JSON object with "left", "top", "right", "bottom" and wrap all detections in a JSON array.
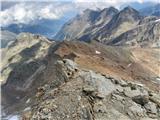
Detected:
[
  {"left": 55, "top": 7, "right": 119, "bottom": 41},
  {"left": 1, "top": 3, "right": 160, "bottom": 42},
  {"left": 54, "top": 4, "right": 160, "bottom": 47},
  {"left": 1, "top": 30, "right": 17, "bottom": 48},
  {"left": 1, "top": 19, "right": 67, "bottom": 39},
  {"left": 1, "top": 10, "right": 77, "bottom": 40}
]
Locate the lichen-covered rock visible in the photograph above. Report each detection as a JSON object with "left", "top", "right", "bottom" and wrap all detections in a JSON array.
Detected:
[
  {"left": 144, "top": 102, "right": 158, "bottom": 118},
  {"left": 132, "top": 95, "right": 149, "bottom": 106},
  {"left": 127, "top": 102, "right": 146, "bottom": 118},
  {"left": 149, "top": 94, "right": 160, "bottom": 107},
  {"left": 124, "top": 86, "right": 148, "bottom": 98},
  {"left": 56, "top": 59, "right": 79, "bottom": 80},
  {"left": 81, "top": 71, "right": 115, "bottom": 98}
]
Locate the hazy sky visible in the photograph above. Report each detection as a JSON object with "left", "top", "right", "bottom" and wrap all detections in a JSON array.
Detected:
[{"left": 1, "top": 0, "right": 159, "bottom": 27}]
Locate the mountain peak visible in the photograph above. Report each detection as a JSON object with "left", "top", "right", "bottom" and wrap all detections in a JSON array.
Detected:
[
  {"left": 82, "top": 8, "right": 100, "bottom": 21},
  {"left": 83, "top": 8, "right": 96, "bottom": 14},
  {"left": 101, "top": 6, "right": 119, "bottom": 15},
  {"left": 115, "top": 6, "right": 142, "bottom": 22},
  {"left": 122, "top": 6, "right": 139, "bottom": 14},
  {"left": 108, "top": 6, "right": 118, "bottom": 11},
  {"left": 96, "top": 7, "right": 118, "bottom": 21}
]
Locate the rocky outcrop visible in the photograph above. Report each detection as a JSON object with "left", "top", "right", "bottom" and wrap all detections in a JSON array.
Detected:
[{"left": 21, "top": 59, "right": 160, "bottom": 120}]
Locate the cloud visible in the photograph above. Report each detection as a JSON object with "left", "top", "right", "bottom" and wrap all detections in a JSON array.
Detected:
[
  {"left": 74, "top": 0, "right": 159, "bottom": 9},
  {"left": 74, "top": 0, "right": 159, "bottom": 3},
  {"left": 0, "top": 2, "right": 74, "bottom": 27}
]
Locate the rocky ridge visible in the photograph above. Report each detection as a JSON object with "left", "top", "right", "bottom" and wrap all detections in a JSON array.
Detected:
[
  {"left": 22, "top": 59, "right": 160, "bottom": 120},
  {"left": 1, "top": 34, "right": 160, "bottom": 120}
]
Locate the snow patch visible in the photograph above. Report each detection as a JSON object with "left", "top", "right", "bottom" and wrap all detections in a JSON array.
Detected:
[
  {"left": 127, "top": 63, "right": 132, "bottom": 68},
  {"left": 23, "top": 107, "right": 31, "bottom": 112},
  {"left": 4, "top": 115, "right": 20, "bottom": 120},
  {"left": 26, "top": 98, "right": 31, "bottom": 104},
  {"left": 155, "top": 19, "right": 160, "bottom": 22},
  {"left": 95, "top": 50, "right": 101, "bottom": 54}
]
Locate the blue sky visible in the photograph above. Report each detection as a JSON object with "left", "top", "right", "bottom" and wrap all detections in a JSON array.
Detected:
[{"left": 1, "top": 0, "right": 159, "bottom": 27}]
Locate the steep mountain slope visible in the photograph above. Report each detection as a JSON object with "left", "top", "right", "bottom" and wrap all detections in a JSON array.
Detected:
[
  {"left": 55, "top": 6, "right": 143, "bottom": 44},
  {"left": 107, "top": 19, "right": 160, "bottom": 47},
  {"left": 79, "top": 7, "right": 142, "bottom": 42},
  {"left": 77, "top": 7, "right": 119, "bottom": 40},
  {"left": 138, "top": 16, "right": 159, "bottom": 25},
  {"left": 1, "top": 30, "right": 17, "bottom": 48},
  {"left": 54, "top": 7, "right": 118, "bottom": 40},
  {"left": 54, "top": 9, "right": 100, "bottom": 40}
]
